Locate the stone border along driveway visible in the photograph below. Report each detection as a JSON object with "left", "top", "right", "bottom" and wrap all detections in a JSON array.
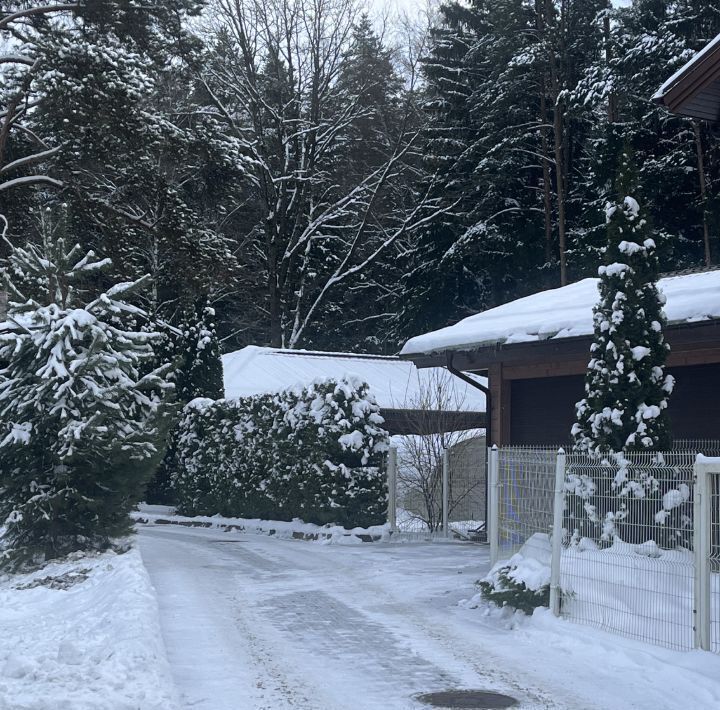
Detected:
[{"left": 132, "top": 513, "right": 385, "bottom": 542}]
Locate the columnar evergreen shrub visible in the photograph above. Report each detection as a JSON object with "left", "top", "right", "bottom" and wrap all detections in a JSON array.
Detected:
[
  {"left": 172, "top": 377, "right": 389, "bottom": 527},
  {"left": 0, "top": 237, "right": 172, "bottom": 570},
  {"left": 570, "top": 154, "right": 676, "bottom": 545},
  {"left": 572, "top": 172, "right": 674, "bottom": 452}
]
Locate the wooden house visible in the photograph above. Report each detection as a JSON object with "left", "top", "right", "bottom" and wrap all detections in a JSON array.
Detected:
[{"left": 400, "top": 271, "right": 720, "bottom": 446}]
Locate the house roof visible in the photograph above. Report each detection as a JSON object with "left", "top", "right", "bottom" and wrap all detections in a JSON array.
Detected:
[
  {"left": 222, "top": 345, "right": 487, "bottom": 410},
  {"left": 653, "top": 33, "right": 720, "bottom": 121},
  {"left": 400, "top": 270, "right": 720, "bottom": 358}
]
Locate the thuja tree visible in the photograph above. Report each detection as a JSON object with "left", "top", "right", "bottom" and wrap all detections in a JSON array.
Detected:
[
  {"left": 569, "top": 155, "right": 675, "bottom": 544},
  {"left": 0, "top": 232, "right": 173, "bottom": 570},
  {"left": 573, "top": 158, "right": 674, "bottom": 452}
]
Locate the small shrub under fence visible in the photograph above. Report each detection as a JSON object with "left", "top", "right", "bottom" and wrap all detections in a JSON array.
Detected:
[{"left": 171, "top": 377, "right": 389, "bottom": 527}]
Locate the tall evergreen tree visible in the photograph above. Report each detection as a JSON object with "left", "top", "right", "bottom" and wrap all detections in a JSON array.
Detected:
[
  {"left": 0, "top": 228, "right": 172, "bottom": 569},
  {"left": 572, "top": 153, "right": 674, "bottom": 453},
  {"left": 395, "top": 0, "right": 610, "bottom": 343}
]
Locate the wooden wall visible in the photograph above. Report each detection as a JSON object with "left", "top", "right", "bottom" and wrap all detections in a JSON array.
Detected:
[{"left": 507, "top": 363, "right": 720, "bottom": 446}]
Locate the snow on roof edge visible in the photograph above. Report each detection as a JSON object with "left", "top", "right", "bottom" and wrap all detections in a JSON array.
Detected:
[
  {"left": 400, "top": 270, "right": 720, "bottom": 358},
  {"left": 653, "top": 32, "right": 720, "bottom": 101}
]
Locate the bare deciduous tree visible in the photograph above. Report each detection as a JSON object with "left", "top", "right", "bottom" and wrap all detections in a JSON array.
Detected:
[
  {"left": 392, "top": 370, "right": 485, "bottom": 533},
  {"left": 199, "top": 0, "right": 451, "bottom": 348}
]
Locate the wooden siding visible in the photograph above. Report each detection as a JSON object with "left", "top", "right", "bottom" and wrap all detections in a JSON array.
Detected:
[
  {"left": 505, "top": 363, "right": 720, "bottom": 446},
  {"left": 380, "top": 408, "right": 486, "bottom": 436},
  {"left": 676, "top": 79, "right": 720, "bottom": 122},
  {"left": 509, "top": 375, "right": 583, "bottom": 446}
]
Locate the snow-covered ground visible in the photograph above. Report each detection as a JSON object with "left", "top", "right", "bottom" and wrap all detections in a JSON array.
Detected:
[
  {"left": 137, "top": 523, "right": 720, "bottom": 710},
  {"left": 0, "top": 545, "right": 177, "bottom": 710}
]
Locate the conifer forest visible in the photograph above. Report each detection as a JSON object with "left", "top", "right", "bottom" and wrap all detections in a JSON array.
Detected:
[{"left": 1, "top": 0, "right": 718, "bottom": 356}]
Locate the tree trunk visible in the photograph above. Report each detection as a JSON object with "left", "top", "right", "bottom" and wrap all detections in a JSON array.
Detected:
[
  {"left": 546, "top": 0, "right": 567, "bottom": 286},
  {"left": 536, "top": 0, "right": 553, "bottom": 267},
  {"left": 693, "top": 120, "right": 712, "bottom": 266}
]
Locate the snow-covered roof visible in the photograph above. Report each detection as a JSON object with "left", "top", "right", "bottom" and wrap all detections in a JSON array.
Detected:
[
  {"left": 400, "top": 270, "right": 720, "bottom": 357},
  {"left": 653, "top": 33, "right": 720, "bottom": 101},
  {"left": 222, "top": 346, "right": 486, "bottom": 410}
]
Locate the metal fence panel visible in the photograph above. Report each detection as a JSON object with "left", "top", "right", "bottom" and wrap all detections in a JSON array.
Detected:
[
  {"left": 562, "top": 451, "right": 697, "bottom": 651},
  {"left": 496, "top": 447, "right": 558, "bottom": 559},
  {"left": 390, "top": 435, "right": 486, "bottom": 537},
  {"left": 491, "top": 445, "right": 720, "bottom": 653},
  {"left": 446, "top": 438, "right": 486, "bottom": 538}
]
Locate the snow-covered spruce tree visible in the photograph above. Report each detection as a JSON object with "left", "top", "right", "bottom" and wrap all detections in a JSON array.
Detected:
[
  {"left": 146, "top": 300, "right": 224, "bottom": 503},
  {"left": 0, "top": 233, "right": 172, "bottom": 570},
  {"left": 572, "top": 156, "right": 674, "bottom": 453}
]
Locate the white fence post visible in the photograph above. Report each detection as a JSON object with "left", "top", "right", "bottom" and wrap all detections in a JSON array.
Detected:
[
  {"left": 442, "top": 449, "right": 450, "bottom": 538},
  {"left": 550, "top": 448, "right": 566, "bottom": 617},
  {"left": 693, "top": 456, "right": 714, "bottom": 651},
  {"left": 488, "top": 445, "right": 499, "bottom": 565},
  {"left": 387, "top": 446, "right": 398, "bottom": 534}
]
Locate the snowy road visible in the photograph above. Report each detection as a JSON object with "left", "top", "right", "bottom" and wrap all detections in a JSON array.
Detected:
[{"left": 138, "top": 525, "right": 720, "bottom": 710}]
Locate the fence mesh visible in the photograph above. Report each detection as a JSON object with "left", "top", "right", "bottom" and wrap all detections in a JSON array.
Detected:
[
  {"left": 496, "top": 447, "right": 557, "bottom": 559},
  {"left": 561, "top": 450, "right": 697, "bottom": 651},
  {"left": 491, "top": 446, "right": 720, "bottom": 653},
  {"left": 447, "top": 439, "right": 486, "bottom": 538}
]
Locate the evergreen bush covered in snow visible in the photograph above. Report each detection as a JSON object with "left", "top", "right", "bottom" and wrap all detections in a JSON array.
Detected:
[
  {"left": 0, "top": 235, "right": 173, "bottom": 570},
  {"left": 172, "top": 377, "right": 389, "bottom": 527},
  {"left": 145, "top": 301, "right": 224, "bottom": 504},
  {"left": 479, "top": 534, "right": 551, "bottom": 614}
]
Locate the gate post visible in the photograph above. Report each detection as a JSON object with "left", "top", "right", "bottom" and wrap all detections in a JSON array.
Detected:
[
  {"left": 693, "top": 455, "right": 714, "bottom": 651},
  {"left": 442, "top": 449, "right": 450, "bottom": 538},
  {"left": 387, "top": 447, "right": 398, "bottom": 534},
  {"left": 488, "top": 445, "right": 499, "bottom": 565},
  {"left": 550, "top": 448, "right": 566, "bottom": 617}
]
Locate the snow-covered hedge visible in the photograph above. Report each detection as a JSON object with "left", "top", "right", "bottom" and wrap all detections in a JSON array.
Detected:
[{"left": 171, "top": 377, "right": 389, "bottom": 527}]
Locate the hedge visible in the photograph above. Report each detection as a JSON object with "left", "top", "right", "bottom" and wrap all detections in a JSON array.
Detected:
[{"left": 171, "top": 377, "right": 389, "bottom": 527}]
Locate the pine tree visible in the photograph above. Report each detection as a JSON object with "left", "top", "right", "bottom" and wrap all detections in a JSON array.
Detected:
[
  {"left": 0, "top": 226, "right": 173, "bottom": 570},
  {"left": 572, "top": 153, "right": 674, "bottom": 453}
]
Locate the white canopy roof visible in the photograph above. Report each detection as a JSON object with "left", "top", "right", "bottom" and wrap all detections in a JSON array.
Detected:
[
  {"left": 222, "top": 346, "right": 486, "bottom": 410},
  {"left": 400, "top": 270, "right": 720, "bottom": 357}
]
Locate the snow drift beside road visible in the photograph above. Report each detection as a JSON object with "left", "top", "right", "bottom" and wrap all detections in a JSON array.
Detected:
[{"left": 0, "top": 545, "right": 177, "bottom": 710}]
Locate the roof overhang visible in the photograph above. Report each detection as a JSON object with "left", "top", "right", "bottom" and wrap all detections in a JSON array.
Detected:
[
  {"left": 654, "top": 34, "right": 720, "bottom": 122},
  {"left": 402, "top": 319, "right": 720, "bottom": 377}
]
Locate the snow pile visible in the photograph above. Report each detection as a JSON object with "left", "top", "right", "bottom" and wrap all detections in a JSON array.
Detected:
[
  {"left": 400, "top": 270, "right": 720, "bottom": 356},
  {"left": 476, "top": 534, "right": 552, "bottom": 614},
  {"left": 466, "top": 530, "right": 706, "bottom": 650},
  {"left": 485, "top": 534, "right": 551, "bottom": 591},
  {"left": 0, "top": 545, "right": 177, "bottom": 710}
]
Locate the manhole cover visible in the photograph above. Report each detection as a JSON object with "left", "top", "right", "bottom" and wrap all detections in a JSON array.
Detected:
[{"left": 416, "top": 690, "right": 518, "bottom": 709}]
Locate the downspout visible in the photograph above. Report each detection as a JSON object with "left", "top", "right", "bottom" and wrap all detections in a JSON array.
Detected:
[
  {"left": 445, "top": 351, "right": 492, "bottom": 445},
  {"left": 445, "top": 351, "right": 493, "bottom": 540}
]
